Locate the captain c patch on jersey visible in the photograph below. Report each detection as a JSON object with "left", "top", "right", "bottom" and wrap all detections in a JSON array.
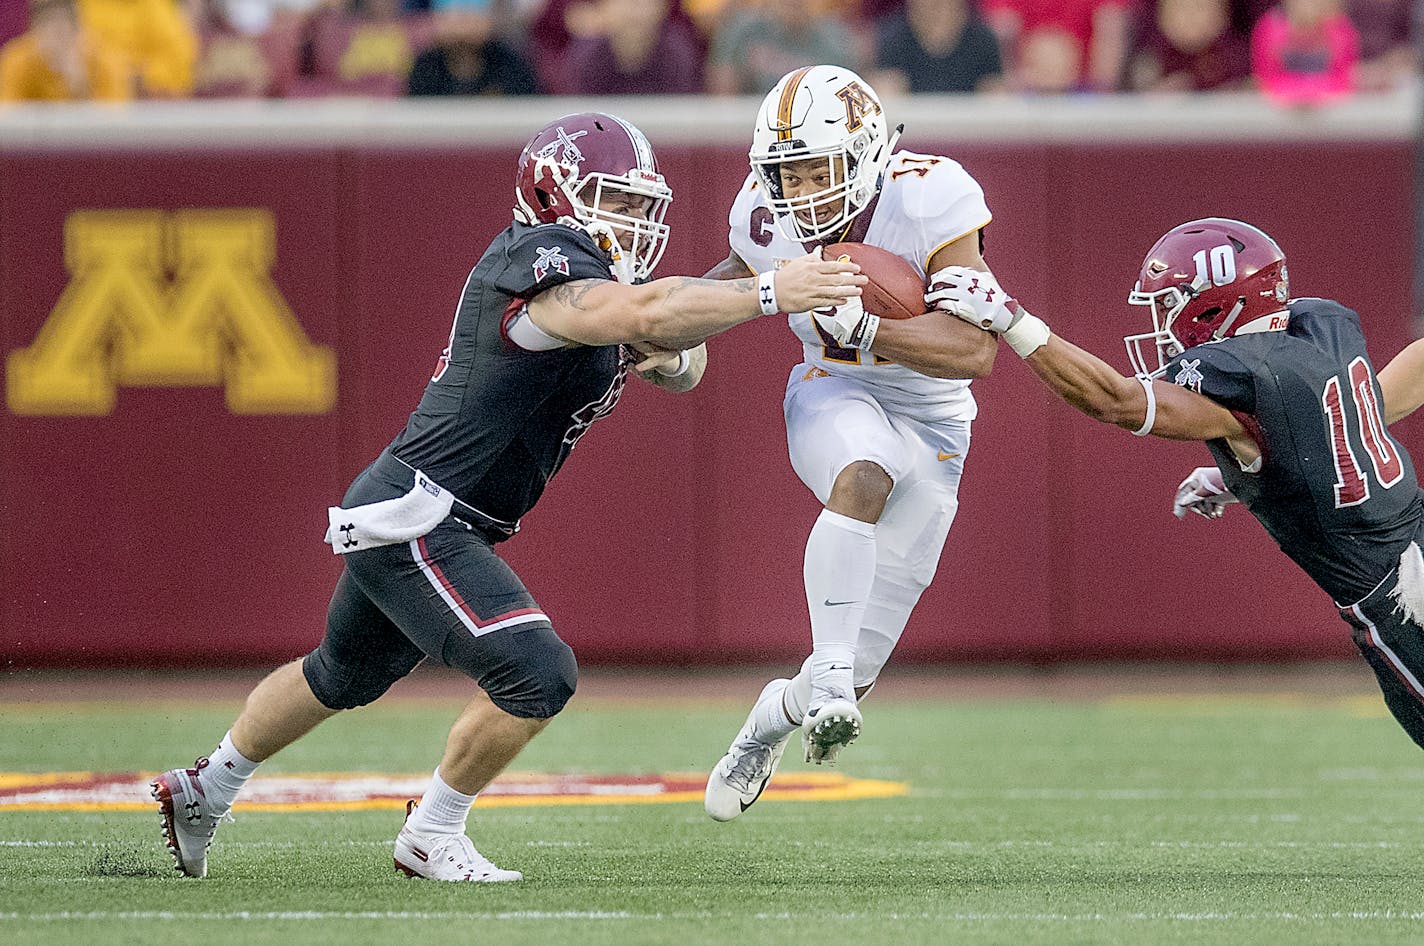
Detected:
[{"left": 533, "top": 246, "right": 572, "bottom": 282}]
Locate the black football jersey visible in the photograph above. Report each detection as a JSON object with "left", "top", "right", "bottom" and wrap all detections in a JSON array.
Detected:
[
  {"left": 1163, "top": 297, "right": 1423, "bottom": 603},
  {"left": 372, "top": 221, "right": 626, "bottom": 524}
]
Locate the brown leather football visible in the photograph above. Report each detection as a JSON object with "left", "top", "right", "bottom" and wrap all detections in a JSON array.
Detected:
[{"left": 824, "top": 242, "right": 925, "bottom": 320}]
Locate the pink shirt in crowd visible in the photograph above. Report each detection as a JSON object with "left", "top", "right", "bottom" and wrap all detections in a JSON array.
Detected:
[{"left": 1251, "top": 9, "right": 1360, "bottom": 104}]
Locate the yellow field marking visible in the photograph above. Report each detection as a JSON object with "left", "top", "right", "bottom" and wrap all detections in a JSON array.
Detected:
[{"left": 0, "top": 771, "right": 908, "bottom": 813}]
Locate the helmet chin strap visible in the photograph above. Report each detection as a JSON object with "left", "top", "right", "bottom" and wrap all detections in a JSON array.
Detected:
[
  {"left": 1213, "top": 299, "right": 1248, "bottom": 339},
  {"left": 581, "top": 219, "right": 636, "bottom": 285}
]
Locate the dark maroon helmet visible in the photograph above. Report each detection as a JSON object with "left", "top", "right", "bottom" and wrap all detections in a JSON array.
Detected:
[
  {"left": 1125, "top": 217, "right": 1290, "bottom": 375},
  {"left": 513, "top": 112, "right": 672, "bottom": 282}
]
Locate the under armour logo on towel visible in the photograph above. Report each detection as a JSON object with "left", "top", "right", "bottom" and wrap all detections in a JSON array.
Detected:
[
  {"left": 534, "top": 127, "right": 588, "bottom": 165},
  {"left": 1174, "top": 358, "right": 1204, "bottom": 392},
  {"left": 339, "top": 523, "right": 358, "bottom": 549},
  {"left": 533, "top": 246, "right": 571, "bottom": 282}
]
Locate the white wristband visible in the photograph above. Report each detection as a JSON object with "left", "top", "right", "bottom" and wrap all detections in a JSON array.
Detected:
[
  {"left": 757, "top": 271, "right": 779, "bottom": 316},
  {"left": 659, "top": 349, "right": 692, "bottom": 378},
  {"left": 854, "top": 313, "right": 880, "bottom": 351},
  {"left": 1132, "top": 375, "right": 1157, "bottom": 437},
  {"left": 1002, "top": 310, "right": 1050, "bottom": 358}
]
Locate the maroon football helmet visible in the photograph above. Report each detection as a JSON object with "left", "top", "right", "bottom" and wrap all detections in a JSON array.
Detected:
[
  {"left": 513, "top": 112, "right": 672, "bottom": 283},
  {"left": 1125, "top": 217, "right": 1291, "bottom": 376}
]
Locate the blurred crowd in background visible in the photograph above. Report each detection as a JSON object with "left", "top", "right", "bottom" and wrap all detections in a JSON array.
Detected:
[{"left": 0, "top": 0, "right": 1416, "bottom": 105}]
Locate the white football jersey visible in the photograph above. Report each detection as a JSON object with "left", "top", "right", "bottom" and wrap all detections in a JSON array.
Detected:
[{"left": 727, "top": 150, "right": 992, "bottom": 422}]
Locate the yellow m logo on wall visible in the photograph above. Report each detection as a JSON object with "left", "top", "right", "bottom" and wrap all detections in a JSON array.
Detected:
[{"left": 7, "top": 209, "right": 336, "bottom": 415}]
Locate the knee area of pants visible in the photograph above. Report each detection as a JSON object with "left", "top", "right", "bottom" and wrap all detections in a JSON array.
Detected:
[
  {"left": 302, "top": 650, "right": 399, "bottom": 711},
  {"left": 486, "top": 639, "right": 578, "bottom": 720}
]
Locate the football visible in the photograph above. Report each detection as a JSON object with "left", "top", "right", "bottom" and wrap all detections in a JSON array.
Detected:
[{"left": 824, "top": 242, "right": 926, "bottom": 320}]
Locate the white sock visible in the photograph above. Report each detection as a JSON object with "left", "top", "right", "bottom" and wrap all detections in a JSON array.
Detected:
[
  {"left": 749, "top": 678, "right": 797, "bottom": 743},
  {"left": 204, "top": 731, "right": 259, "bottom": 812},
  {"left": 407, "top": 767, "right": 475, "bottom": 835},
  {"left": 804, "top": 509, "right": 876, "bottom": 689}
]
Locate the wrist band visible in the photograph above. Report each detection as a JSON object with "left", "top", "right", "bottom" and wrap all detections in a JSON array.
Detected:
[
  {"left": 757, "top": 271, "right": 779, "bottom": 316},
  {"left": 853, "top": 313, "right": 880, "bottom": 352},
  {"left": 660, "top": 349, "right": 692, "bottom": 378},
  {"left": 1002, "top": 311, "right": 1050, "bottom": 358},
  {"left": 1132, "top": 375, "right": 1157, "bottom": 437}
]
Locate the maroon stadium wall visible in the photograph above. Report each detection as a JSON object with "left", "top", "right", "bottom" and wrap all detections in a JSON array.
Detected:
[{"left": 1, "top": 116, "right": 1419, "bottom": 667}]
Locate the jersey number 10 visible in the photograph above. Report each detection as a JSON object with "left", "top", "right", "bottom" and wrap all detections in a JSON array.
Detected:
[{"left": 1321, "top": 356, "right": 1404, "bottom": 508}]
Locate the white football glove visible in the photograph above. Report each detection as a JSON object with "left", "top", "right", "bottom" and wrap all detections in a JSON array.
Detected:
[
  {"left": 812, "top": 296, "right": 880, "bottom": 351},
  {"left": 925, "top": 265, "right": 1013, "bottom": 332},
  {"left": 1172, "top": 466, "right": 1238, "bottom": 520}
]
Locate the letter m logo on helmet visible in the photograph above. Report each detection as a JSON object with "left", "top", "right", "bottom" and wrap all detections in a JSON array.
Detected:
[{"left": 835, "top": 81, "right": 881, "bottom": 133}]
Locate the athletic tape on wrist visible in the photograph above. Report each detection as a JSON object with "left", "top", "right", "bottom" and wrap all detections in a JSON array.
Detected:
[
  {"left": 757, "top": 271, "right": 779, "bottom": 316},
  {"left": 854, "top": 313, "right": 880, "bottom": 352},
  {"left": 1133, "top": 375, "right": 1157, "bottom": 437},
  {"left": 1002, "top": 311, "right": 1050, "bottom": 358}
]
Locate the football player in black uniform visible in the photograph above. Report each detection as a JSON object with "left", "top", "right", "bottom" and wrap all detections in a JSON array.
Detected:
[
  {"left": 934, "top": 217, "right": 1424, "bottom": 753},
  {"left": 151, "top": 112, "right": 866, "bottom": 882}
]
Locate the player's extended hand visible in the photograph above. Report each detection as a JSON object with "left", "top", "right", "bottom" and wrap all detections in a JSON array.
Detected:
[
  {"left": 1173, "top": 466, "right": 1238, "bottom": 520},
  {"left": 774, "top": 247, "right": 866, "bottom": 314},
  {"left": 925, "top": 265, "right": 1013, "bottom": 332},
  {"left": 627, "top": 341, "right": 683, "bottom": 375}
]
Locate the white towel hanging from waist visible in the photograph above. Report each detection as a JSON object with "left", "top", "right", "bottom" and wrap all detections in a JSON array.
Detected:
[{"left": 323, "top": 470, "right": 454, "bottom": 555}]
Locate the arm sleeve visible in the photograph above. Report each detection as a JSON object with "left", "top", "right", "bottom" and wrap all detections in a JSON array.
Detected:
[{"left": 491, "top": 226, "right": 613, "bottom": 298}]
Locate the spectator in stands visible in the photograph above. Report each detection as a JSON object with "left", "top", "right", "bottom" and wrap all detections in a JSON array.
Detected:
[
  {"left": 188, "top": 0, "right": 276, "bottom": 95},
  {"left": 79, "top": 0, "right": 199, "bottom": 97},
  {"left": 564, "top": 0, "right": 701, "bottom": 94},
  {"left": 1, "top": 0, "right": 132, "bottom": 101},
  {"left": 1347, "top": 0, "right": 1415, "bottom": 90},
  {"left": 706, "top": 0, "right": 859, "bottom": 96},
  {"left": 290, "top": 0, "right": 430, "bottom": 96},
  {"left": 982, "top": 0, "right": 1132, "bottom": 92},
  {"left": 1251, "top": 0, "right": 1360, "bottom": 105},
  {"left": 528, "top": 0, "right": 699, "bottom": 94},
  {"left": 219, "top": 0, "right": 329, "bottom": 36},
  {"left": 407, "top": 0, "right": 536, "bottom": 95},
  {"left": 873, "top": 0, "right": 1002, "bottom": 94},
  {"left": 1128, "top": 0, "right": 1251, "bottom": 91}
]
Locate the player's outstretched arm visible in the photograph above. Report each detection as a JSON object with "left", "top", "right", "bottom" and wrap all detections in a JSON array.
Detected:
[
  {"left": 928, "top": 264, "right": 1249, "bottom": 443},
  {"left": 1022, "top": 332, "right": 1243, "bottom": 441},
  {"left": 525, "top": 251, "right": 864, "bottom": 349},
  {"left": 1379, "top": 337, "right": 1424, "bottom": 424}
]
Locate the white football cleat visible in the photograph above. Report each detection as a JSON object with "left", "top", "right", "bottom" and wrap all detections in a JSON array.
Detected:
[
  {"left": 151, "top": 757, "right": 231, "bottom": 878},
  {"left": 801, "top": 691, "right": 862, "bottom": 765},
  {"left": 705, "top": 680, "right": 792, "bottom": 822},
  {"left": 393, "top": 801, "right": 523, "bottom": 882}
]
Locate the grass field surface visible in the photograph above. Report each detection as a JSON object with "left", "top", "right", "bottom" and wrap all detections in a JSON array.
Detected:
[{"left": 4, "top": 666, "right": 1424, "bottom": 945}]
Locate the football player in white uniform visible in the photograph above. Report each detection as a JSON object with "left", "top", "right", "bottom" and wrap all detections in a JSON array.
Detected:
[{"left": 703, "top": 65, "right": 1004, "bottom": 821}]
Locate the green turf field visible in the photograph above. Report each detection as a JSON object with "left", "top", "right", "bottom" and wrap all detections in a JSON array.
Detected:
[{"left": 5, "top": 671, "right": 1424, "bottom": 945}]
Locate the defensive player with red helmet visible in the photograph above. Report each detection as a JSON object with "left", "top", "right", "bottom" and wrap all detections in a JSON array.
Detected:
[
  {"left": 150, "top": 112, "right": 865, "bottom": 883},
  {"left": 702, "top": 65, "right": 1005, "bottom": 822},
  {"left": 936, "top": 217, "right": 1424, "bottom": 754}
]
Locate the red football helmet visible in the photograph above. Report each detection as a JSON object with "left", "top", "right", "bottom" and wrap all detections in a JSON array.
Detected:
[
  {"left": 513, "top": 112, "right": 672, "bottom": 283},
  {"left": 1125, "top": 217, "right": 1291, "bottom": 376}
]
